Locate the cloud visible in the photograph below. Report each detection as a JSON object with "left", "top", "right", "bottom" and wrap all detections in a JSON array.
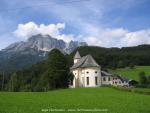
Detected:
[
  {"left": 14, "top": 22, "right": 64, "bottom": 39},
  {"left": 13, "top": 22, "right": 74, "bottom": 42},
  {"left": 121, "top": 29, "right": 150, "bottom": 46},
  {"left": 83, "top": 28, "right": 150, "bottom": 47},
  {"left": 13, "top": 21, "right": 150, "bottom": 47}
]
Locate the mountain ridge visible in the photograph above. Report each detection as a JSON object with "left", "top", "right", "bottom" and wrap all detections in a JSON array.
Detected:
[
  {"left": 0, "top": 34, "right": 87, "bottom": 73},
  {"left": 2, "top": 34, "right": 87, "bottom": 54}
]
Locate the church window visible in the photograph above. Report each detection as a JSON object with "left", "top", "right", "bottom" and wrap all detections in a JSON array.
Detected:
[
  {"left": 95, "top": 76, "right": 98, "bottom": 85},
  {"left": 86, "top": 77, "right": 89, "bottom": 85},
  {"left": 103, "top": 77, "right": 106, "bottom": 81},
  {"left": 86, "top": 71, "right": 89, "bottom": 74},
  {"left": 95, "top": 71, "right": 97, "bottom": 74}
]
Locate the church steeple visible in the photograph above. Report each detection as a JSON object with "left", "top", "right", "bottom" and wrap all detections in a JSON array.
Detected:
[{"left": 74, "top": 51, "right": 81, "bottom": 63}]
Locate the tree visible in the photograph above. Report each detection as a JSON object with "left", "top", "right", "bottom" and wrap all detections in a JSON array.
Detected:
[
  {"left": 0, "top": 74, "right": 2, "bottom": 91},
  {"left": 147, "top": 75, "right": 150, "bottom": 87},
  {"left": 117, "top": 60, "right": 125, "bottom": 68},
  {"left": 139, "top": 71, "right": 148, "bottom": 87},
  {"left": 44, "top": 49, "right": 69, "bottom": 90},
  {"left": 68, "top": 72, "right": 74, "bottom": 86},
  {"left": 0, "top": 72, "right": 5, "bottom": 91},
  {"left": 38, "top": 73, "right": 50, "bottom": 91},
  {"left": 129, "top": 63, "right": 134, "bottom": 69},
  {"left": 9, "top": 73, "right": 18, "bottom": 91}
]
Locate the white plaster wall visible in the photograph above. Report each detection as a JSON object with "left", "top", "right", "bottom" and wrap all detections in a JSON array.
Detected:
[
  {"left": 111, "top": 77, "right": 129, "bottom": 86},
  {"left": 72, "top": 70, "right": 78, "bottom": 88},
  {"left": 72, "top": 69, "right": 83, "bottom": 88},
  {"left": 111, "top": 77, "right": 121, "bottom": 86},
  {"left": 81, "top": 67, "right": 101, "bottom": 87},
  {"left": 101, "top": 76, "right": 112, "bottom": 85}
]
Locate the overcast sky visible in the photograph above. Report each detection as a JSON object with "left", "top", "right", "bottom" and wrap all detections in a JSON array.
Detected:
[{"left": 0, "top": 0, "right": 150, "bottom": 50}]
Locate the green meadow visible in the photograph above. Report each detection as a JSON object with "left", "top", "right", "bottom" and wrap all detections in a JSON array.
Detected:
[
  {"left": 109, "top": 66, "right": 150, "bottom": 80},
  {"left": 0, "top": 87, "right": 150, "bottom": 113}
]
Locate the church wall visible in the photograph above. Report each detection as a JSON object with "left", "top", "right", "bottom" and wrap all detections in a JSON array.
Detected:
[
  {"left": 72, "top": 69, "right": 83, "bottom": 88},
  {"left": 71, "top": 68, "right": 129, "bottom": 88},
  {"left": 73, "top": 70, "right": 77, "bottom": 88},
  {"left": 81, "top": 67, "right": 101, "bottom": 87}
]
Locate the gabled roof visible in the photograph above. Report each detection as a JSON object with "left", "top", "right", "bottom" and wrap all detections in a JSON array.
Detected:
[
  {"left": 71, "top": 54, "right": 100, "bottom": 70},
  {"left": 101, "top": 71, "right": 113, "bottom": 76},
  {"left": 101, "top": 72, "right": 129, "bottom": 82},
  {"left": 74, "top": 51, "right": 81, "bottom": 59},
  {"left": 119, "top": 76, "right": 129, "bottom": 82},
  {"left": 113, "top": 74, "right": 129, "bottom": 82}
]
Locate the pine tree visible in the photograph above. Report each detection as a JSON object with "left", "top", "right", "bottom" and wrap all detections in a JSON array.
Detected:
[{"left": 41, "top": 49, "right": 69, "bottom": 90}]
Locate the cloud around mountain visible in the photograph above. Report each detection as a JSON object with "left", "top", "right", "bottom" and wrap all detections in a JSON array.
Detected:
[{"left": 14, "top": 22, "right": 74, "bottom": 43}]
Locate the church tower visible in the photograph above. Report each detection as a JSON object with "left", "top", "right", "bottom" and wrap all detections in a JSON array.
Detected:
[{"left": 74, "top": 51, "right": 81, "bottom": 64}]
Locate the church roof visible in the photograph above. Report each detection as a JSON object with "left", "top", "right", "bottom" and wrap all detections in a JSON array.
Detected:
[
  {"left": 71, "top": 54, "right": 100, "bottom": 70},
  {"left": 74, "top": 51, "right": 81, "bottom": 59}
]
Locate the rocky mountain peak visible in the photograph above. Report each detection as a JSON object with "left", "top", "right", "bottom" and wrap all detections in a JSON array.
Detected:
[{"left": 2, "top": 34, "right": 88, "bottom": 54}]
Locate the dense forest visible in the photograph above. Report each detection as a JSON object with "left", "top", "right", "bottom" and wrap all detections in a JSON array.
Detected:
[
  {"left": 0, "top": 49, "right": 71, "bottom": 91},
  {"left": 1, "top": 44, "right": 150, "bottom": 91}
]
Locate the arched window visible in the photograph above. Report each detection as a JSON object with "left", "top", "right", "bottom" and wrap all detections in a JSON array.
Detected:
[
  {"left": 95, "top": 76, "right": 98, "bottom": 85},
  {"left": 86, "top": 77, "right": 89, "bottom": 85},
  {"left": 103, "top": 77, "right": 106, "bottom": 81}
]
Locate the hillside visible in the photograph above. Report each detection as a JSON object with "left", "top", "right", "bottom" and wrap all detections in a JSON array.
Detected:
[
  {"left": 109, "top": 66, "right": 150, "bottom": 80},
  {"left": 0, "top": 87, "right": 150, "bottom": 113}
]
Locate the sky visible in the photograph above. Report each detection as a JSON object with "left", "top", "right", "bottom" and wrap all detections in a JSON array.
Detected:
[{"left": 0, "top": 0, "right": 150, "bottom": 50}]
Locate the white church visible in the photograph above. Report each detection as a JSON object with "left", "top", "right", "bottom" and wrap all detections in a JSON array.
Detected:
[{"left": 70, "top": 51, "right": 129, "bottom": 88}]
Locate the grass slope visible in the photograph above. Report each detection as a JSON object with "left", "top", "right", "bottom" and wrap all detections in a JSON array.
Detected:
[
  {"left": 0, "top": 87, "right": 150, "bottom": 113},
  {"left": 109, "top": 66, "right": 150, "bottom": 80}
]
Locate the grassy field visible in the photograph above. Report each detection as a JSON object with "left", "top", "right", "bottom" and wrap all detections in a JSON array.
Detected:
[
  {"left": 109, "top": 66, "right": 150, "bottom": 80},
  {"left": 0, "top": 87, "right": 150, "bottom": 113}
]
